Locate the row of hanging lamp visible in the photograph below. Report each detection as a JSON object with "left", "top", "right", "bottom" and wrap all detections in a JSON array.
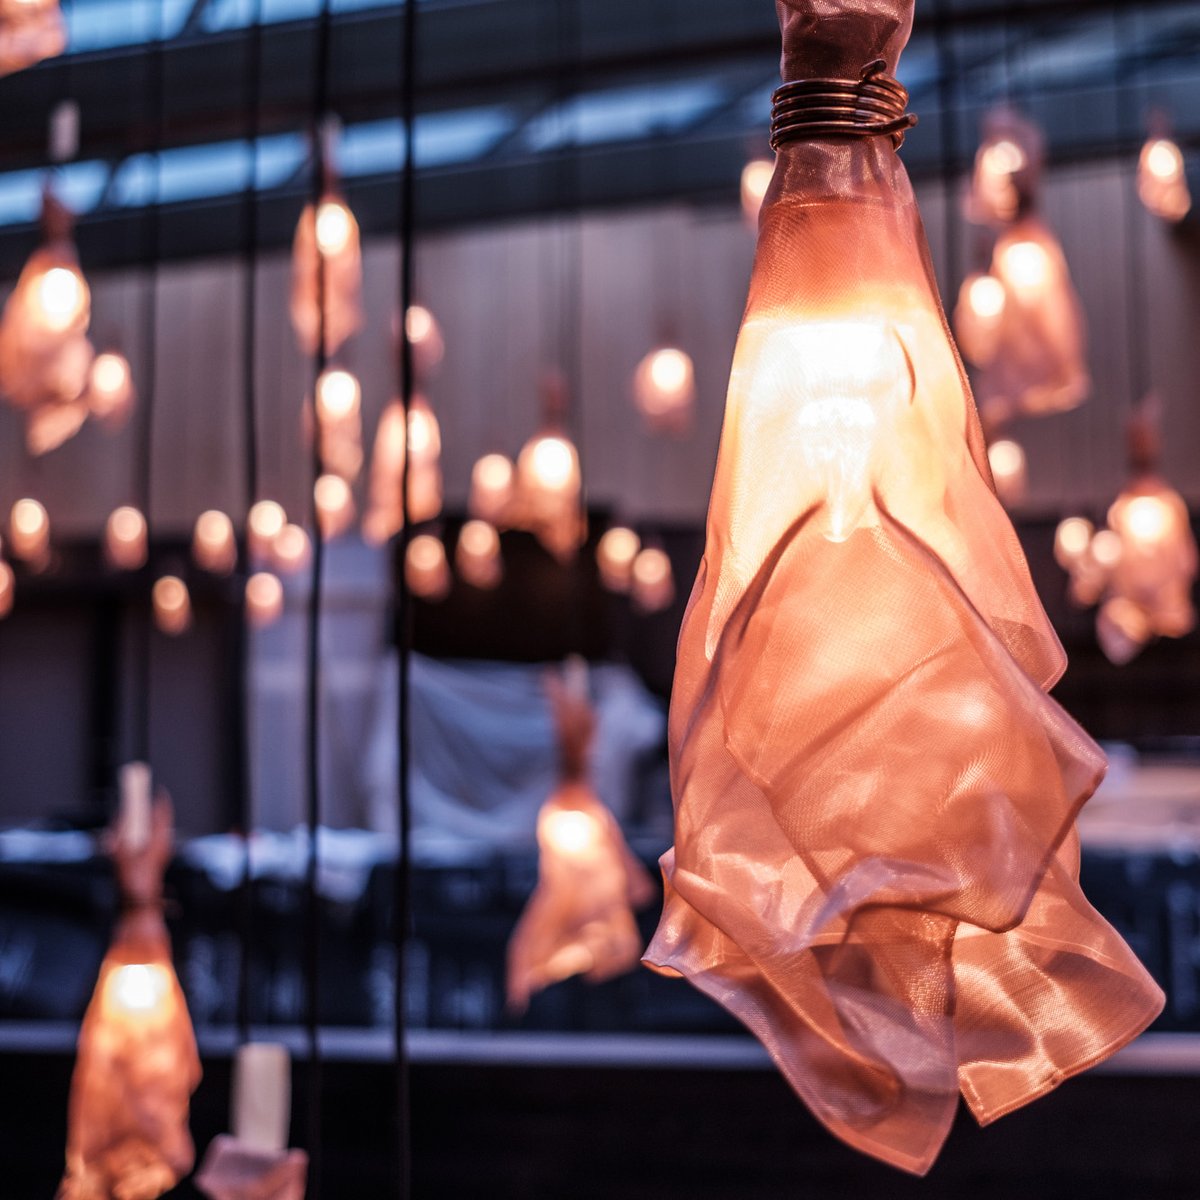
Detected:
[{"left": 642, "top": 0, "right": 1162, "bottom": 1175}]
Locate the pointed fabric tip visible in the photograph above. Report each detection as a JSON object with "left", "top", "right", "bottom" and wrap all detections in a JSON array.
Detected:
[{"left": 646, "top": 0, "right": 1163, "bottom": 1175}]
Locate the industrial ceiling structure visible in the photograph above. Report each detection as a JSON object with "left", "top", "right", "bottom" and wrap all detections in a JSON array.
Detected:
[{"left": 1, "top": 0, "right": 1199, "bottom": 270}]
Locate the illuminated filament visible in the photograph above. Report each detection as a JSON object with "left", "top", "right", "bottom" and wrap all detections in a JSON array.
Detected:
[
  {"left": 35, "top": 265, "right": 87, "bottom": 332},
  {"left": 1122, "top": 495, "right": 1172, "bottom": 548},
  {"left": 968, "top": 274, "right": 1006, "bottom": 320},
  {"left": 106, "top": 963, "right": 172, "bottom": 1019},
  {"left": 998, "top": 240, "right": 1050, "bottom": 298},
  {"left": 314, "top": 200, "right": 353, "bottom": 258},
  {"left": 316, "top": 367, "right": 361, "bottom": 422},
  {"left": 543, "top": 809, "right": 601, "bottom": 857}
]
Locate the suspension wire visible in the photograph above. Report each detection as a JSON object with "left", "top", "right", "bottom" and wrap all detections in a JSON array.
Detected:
[
  {"left": 393, "top": 0, "right": 418, "bottom": 1193},
  {"left": 303, "top": 0, "right": 334, "bottom": 1190},
  {"left": 131, "top": 0, "right": 166, "bottom": 768},
  {"left": 233, "top": 0, "right": 265, "bottom": 1048}
]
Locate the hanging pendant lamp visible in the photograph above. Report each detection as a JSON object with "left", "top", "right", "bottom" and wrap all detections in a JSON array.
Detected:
[
  {"left": 642, "top": 0, "right": 1162, "bottom": 1176},
  {"left": 507, "top": 662, "right": 654, "bottom": 1012},
  {"left": 362, "top": 393, "right": 443, "bottom": 544},
  {"left": 59, "top": 769, "right": 200, "bottom": 1200},
  {"left": 0, "top": 0, "right": 64, "bottom": 77},
  {"left": 1137, "top": 122, "right": 1191, "bottom": 224}
]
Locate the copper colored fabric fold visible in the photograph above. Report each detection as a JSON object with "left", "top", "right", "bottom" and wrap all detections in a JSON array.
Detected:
[
  {"left": 288, "top": 193, "right": 363, "bottom": 357},
  {"left": 195, "top": 1136, "right": 308, "bottom": 1200},
  {"left": 643, "top": 0, "right": 1163, "bottom": 1175},
  {"left": 59, "top": 801, "right": 201, "bottom": 1200}
]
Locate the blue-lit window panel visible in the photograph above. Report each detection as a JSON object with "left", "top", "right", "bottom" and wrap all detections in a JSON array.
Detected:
[
  {"left": 0, "top": 169, "right": 46, "bottom": 227},
  {"left": 521, "top": 81, "right": 727, "bottom": 153},
  {"left": 111, "top": 143, "right": 252, "bottom": 207},
  {"left": 338, "top": 118, "right": 405, "bottom": 177},
  {"left": 337, "top": 109, "right": 514, "bottom": 176},
  {"left": 896, "top": 46, "right": 939, "bottom": 98},
  {"left": 53, "top": 161, "right": 110, "bottom": 214},
  {"left": 65, "top": 0, "right": 191, "bottom": 53},
  {"left": 254, "top": 133, "right": 307, "bottom": 189},
  {"left": 200, "top": 0, "right": 319, "bottom": 34}
]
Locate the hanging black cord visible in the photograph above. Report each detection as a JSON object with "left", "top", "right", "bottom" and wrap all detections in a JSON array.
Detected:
[
  {"left": 233, "top": 0, "right": 265, "bottom": 1048},
  {"left": 304, "top": 0, "right": 333, "bottom": 1193},
  {"left": 131, "top": 0, "right": 166, "bottom": 767},
  {"left": 393, "top": 0, "right": 418, "bottom": 1194}
]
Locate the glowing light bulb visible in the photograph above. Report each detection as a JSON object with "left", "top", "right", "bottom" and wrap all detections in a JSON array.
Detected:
[
  {"left": 402, "top": 305, "right": 445, "bottom": 378},
  {"left": 1091, "top": 529, "right": 1123, "bottom": 570},
  {"left": 248, "top": 500, "right": 286, "bottom": 559},
  {"left": 316, "top": 368, "right": 361, "bottom": 421},
  {"left": 631, "top": 546, "right": 675, "bottom": 613},
  {"left": 408, "top": 404, "right": 440, "bottom": 461},
  {"left": 9, "top": 498, "right": 49, "bottom": 562},
  {"left": 314, "top": 200, "right": 353, "bottom": 257},
  {"left": 1145, "top": 139, "right": 1183, "bottom": 183},
  {"left": 245, "top": 571, "right": 284, "bottom": 627},
  {"left": 272, "top": 523, "right": 311, "bottom": 574},
  {"left": 35, "top": 266, "right": 85, "bottom": 332},
  {"left": 597, "top": 526, "right": 641, "bottom": 593},
  {"left": 980, "top": 139, "right": 1026, "bottom": 177},
  {"left": 107, "top": 963, "right": 171, "bottom": 1018},
  {"left": 406, "top": 533, "right": 450, "bottom": 600},
  {"left": 998, "top": 240, "right": 1049, "bottom": 296},
  {"left": 1054, "top": 516, "right": 1094, "bottom": 568},
  {"left": 968, "top": 274, "right": 1006, "bottom": 320},
  {"left": 314, "top": 474, "right": 355, "bottom": 539},
  {"left": 153, "top": 576, "right": 192, "bottom": 636},
  {"left": 470, "top": 453, "right": 515, "bottom": 525},
  {"left": 987, "top": 439, "right": 1027, "bottom": 506},
  {"left": 192, "top": 510, "right": 237, "bottom": 575},
  {"left": 528, "top": 437, "right": 575, "bottom": 491},
  {"left": 1123, "top": 495, "right": 1172, "bottom": 547},
  {"left": 741, "top": 157, "right": 774, "bottom": 225},
  {"left": 456, "top": 519, "right": 502, "bottom": 589},
  {"left": 88, "top": 352, "right": 133, "bottom": 421},
  {"left": 543, "top": 809, "right": 601, "bottom": 856},
  {"left": 634, "top": 347, "right": 696, "bottom": 430},
  {"left": 0, "top": 562, "right": 13, "bottom": 619},
  {"left": 105, "top": 506, "right": 148, "bottom": 571}
]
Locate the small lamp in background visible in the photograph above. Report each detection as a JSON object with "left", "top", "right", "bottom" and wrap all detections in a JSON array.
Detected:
[
  {"left": 245, "top": 572, "right": 285, "bottom": 628},
  {"left": 965, "top": 107, "right": 1043, "bottom": 227},
  {"left": 0, "top": 560, "right": 13, "bottom": 618},
  {"left": 363, "top": 395, "right": 443, "bottom": 544},
  {"left": 406, "top": 533, "right": 451, "bottom": 601},
  {"left": 952, "top": 272, "right": 1005, "bottom": 369},
  {"left": 289, "top": 187, "right": 362, "bottom": 357},
  {"left": 514, "top": 429, "right": 584, "bottom": 561},
  {"left": 741, "top": 157, "right": 774, "bottom": 226},
  {"left": 105, "top": 506, "right": 149, "bottom": 571},
  {"left": 456, "top": 520, "right": 502, "bottom": 590},
  {"left": 404, "top": 304, "right": 445, "bottom": 381},
  {"left": 596, "top": 526, "right": 640, "bottom": 593},
  {"left": 9, "top": 497, "right": 50, "bottom": 565},
  {"left": 192, "top": 510, "right": 238, "bottom": 576},
  {"left": 468, "top": 453, "right": 515, "bottom": 527},
  {"left": 633, "top": 346, "right": 696, "bottom": 435},
  {"left": 313, "top": 366, "right": 363, "bottom": 482},
  {"left": 1138, "top": 131, "right": 1191, "bottom": 224},
  {"left": 314, "top": 474, "right": 355, "bottom": 541},
  {"left": 987, "top": 438, "right": 1027, "bottom": 507},
  {"left": 153, "top": 576, "right": 192, "bottom": 637},
  {"left": 87, "top": 351, "right": 136, "bottom": 427},
  {"left": 630, "top": 544, "right": 675, "bottom": 613},
  {"left": 272, "top": 524, "right": 311, "bottom": 576},
  {"left": 248, "top": 501, "right": 287, "bottom": 561}
]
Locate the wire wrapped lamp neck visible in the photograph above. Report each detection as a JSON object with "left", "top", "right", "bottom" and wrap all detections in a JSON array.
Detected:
[{"left": 770, "top": 58, "right": 917, "bottom": 151}]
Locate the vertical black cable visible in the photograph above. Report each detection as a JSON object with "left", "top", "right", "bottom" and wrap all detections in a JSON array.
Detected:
[
  {"left": 304, "top": 2, "right": 333, "bottom": 1195},
  {"left": 233, "top": 0, "right": 265, "bottom": 1047},
  {"left": 131, "top": 0, "right": 166, "bottom": 767},
  {"left": 393, "top": 0, "right": 417, "bottom": 1193}
]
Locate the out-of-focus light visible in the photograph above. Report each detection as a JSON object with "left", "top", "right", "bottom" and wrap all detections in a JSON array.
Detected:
[
  {"left": 105, "top": 505, "right": 148, "bottom": 571},
  {"left": 153, "top": 575, "right": 192, "bottom": 636},
  {"left": 405, "top": 304, "right": 445, "bottom": 378},
  {"left": 88, "top": 352, "right": 134, "bottom": 422},
  {"left": 1054, "top": 516, "right": 1094, "bottom": 568},
  {"left": 741, "top": 157, "right": 774, "bottom": 225},
  {"left": 9, "top": 498, "right": 49, "bottom": 563},
  {"left": 631, "top": 546, "right": 675, "bottom": 613},
  {"left": 968, "top": 275, "right": 1006, "bottom": 320},
  {"left": 980, "top": 138, "right": 1026, "bottom": 177},
  {"left": 597, "top": 526, "right": 641, "bottom": 593},
  {"left": 245, "top": 572, "right": 284, "bottom": 627},
  {"left": 192, "top": 509, "right": 237, "bottom": 575},
  {"left": 634, "top": 346, "right": 696, "bottom": 433},
  {"left": 0, "top": 561, "right": 13, "bottom": 619},
  {"left": 998, "top": 240, "right": 1050, "bottom": 296},
  {"left": 248, "top": 500, "right": 286, "bottom": 559},
  {"left": 1124, "top": 494, "right": 1173, "bottom": 548},
  {"left": 105, "top": 963, "right": 172, "bottom": 1020},
  {"left": 315, "top": 368, "right": 361, "bottom": 421},
  {"left": 406, "top": 533, "right": 450, "bottom": 600},
  {"left": 987, "top": 439, "right": 1027, "bottom": 506},
  {"left": 527, "top": 436, "right": 575, "bottom": 490},
  {"left": 1091, "top": 529, "right": 1123, "bottom": 569},
  {"left": 34, "top": 265, "right": 87, "bottom": 332},
  {"left": 314, "top": 474, "right": 355, "bottom": 540},
  {"left": 543, "top": 808, "right": 602, "bottom": 857},
  {"left": 469, "top": 453, "right": 514, "bottom": 525},
  {"left": 314, "top": 200, "right": 353, "bottom": 258},
  {"left": 272, "top": 523, "right": 311, "bottom": 575},
  {"left": 456, "top": 519, "right": 502, "bottom": 590}
]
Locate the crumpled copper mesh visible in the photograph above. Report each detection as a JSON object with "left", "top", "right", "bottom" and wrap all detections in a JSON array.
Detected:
[
  {"left": 288, "top": 194, "right": 362, "bottom": 357},
  {"left": 194, "top": 1136, "right": 308, "bottom": 1200},
  {"left": 507, "top": 669, "right": 654, "bottom": 1012},
  {"left": 59, "top": 799, "right": 201, "bottom": 1200},
  {"left": 964, "top": 107, "right": 1045, "bottom": 228},
  {"left": 643, "top": 0, "right": 1163, "bottom": 1175},
  {"left": 958, "top": 217, "right": 1090, "bottom": 426},
  {"left": 0, "top": 0, "right": 64, "bottom": 76}
]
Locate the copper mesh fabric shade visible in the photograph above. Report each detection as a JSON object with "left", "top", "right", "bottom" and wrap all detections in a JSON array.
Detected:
[
  {"left": 643, "top": 0, "right": 1162, "bottom": 1176},
  {"left": 0, "top": 0, "right": 64, "bottom": 76},
  {"left": 59, "top": 796, "right": 200, "bottom": 1200},
  {"left": 289, "top": 192, "right": 362, "bottom": 357}
]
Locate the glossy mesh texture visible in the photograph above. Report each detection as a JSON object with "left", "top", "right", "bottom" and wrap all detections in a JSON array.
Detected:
[{"left": 643, "top": 0, "right": 1163, "bottom": 1175}]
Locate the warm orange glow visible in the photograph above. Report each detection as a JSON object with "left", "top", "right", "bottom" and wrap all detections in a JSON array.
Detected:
[
  {"left": 104, "top": 962, "right": 173, "bottom": 1022},
  {"left": 9, "top": 497, "right": 49, "bottom": 562},
  {"left": 631, "top": 546, "right": 675, "bottom": 613},
  {"left": 634, "top": 346, "right": 696, "bottom": 432},
  {"left": 1138, "top": 137, "right": 1191, "bottom": 223},
  {"left": 741, "top": 157, "right": 774, "bottom": 225},
  {"left": 34, "top": 264, "right": 86, "bottom": 332},
  {"left": 0, "top": 561, "right": 13, "bottom": 619},
  {"left": 272, "top": 522, "right": 312, "bottom": 574},
  {"left": 527, "top": 435, "right": 575, "bottom": 489},
  {"left": 314, "top": 199, "right": 353, "bottom": 257},
  {"left": 987, "top": 439, "right": 1026, "bottom": 505},
  {"left": 363, "top": 397, "right": 444, "bottom": 543},
  {"left": 543, "top": 808, "right": 601, "bottom": 857},
  {"left": 406, "top": 533, "right": 450, "bottom": 600},
  {"left": 87, "top": 351, "right": 134, "bottom": 422},
  {"left": 105, "top": 505, "right": 148, "bottom": 571},
  {"left": 968, "top": 274, "right": 1005, "bottom": 320},
  {"left": 1053, "top": 516, "right": 1093, "bottom": 568},
  {"left": 997, "top": 240, "right": 1049, "bottom": 296},
  {"left": 597, "top": 526, "right": 641, "bottom": 592},
  {"left": 315, "top": 367, "right": 360, "bottom": 420},
  {"left": 469, "top": 453, "right": 515, "bottom": 525},
  {"left": 314, "top": 474, "right": 355, "bottom": 540},
  {"left": 979, "top": 138, "right": 1025, "bottom": 178},
  {"left": 192, "top": 509, "right": 237, "bottom": 575},
  {"left": 1090, "top": 528, "right": 1123, "bottom": 569},
  {"left": 514, "top": 430, "right": 584, "bottom": 560},
  {"left": 153, "top": 576, "right": 192, "bottom": 636},
  {"left": 245, "top": 572, "right": 284, "bottom": 627},
  {"left": 248, "top": 500, "right": 286, "bottom": 558},
  {"left": 404, "top": 304, "right": 445, "bottom": 378},
  {"left": 456, "top": 519, "right": 502, "bottom": 590},
  {"left": 290, "top": 194, "right": 362, "bottom": 356}
]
